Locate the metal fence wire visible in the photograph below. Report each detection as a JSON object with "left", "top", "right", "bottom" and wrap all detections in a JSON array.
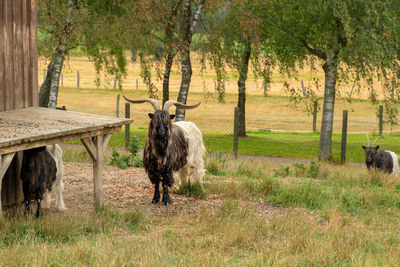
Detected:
[{"left": 66, "top": 102, "right": 400, "bottom": 163}]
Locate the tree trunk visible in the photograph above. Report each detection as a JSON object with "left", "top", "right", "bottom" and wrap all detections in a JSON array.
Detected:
[
  {"left": 38, "top": 45, "right": 66, "bottom": 109},
  {"left": 175, "top": 0, "right": 205, "bottom": 121},
  {"left": 175, "top": 0, "right": 192, "bottom": 121},
  {"left": 162, "top": 0, "right": 181, "bottom": 106},
  {"left": 318, "top": 57, "right": 337, "bottom": 161},
  {"left": 162, "top": 53, "right": 174, "bottom": 105},
  {"left": 237, "top": 42, "right": 251, "bottom": 137},
  {"left": 38, "top": 61, "right": 55, "bottom": 107}
]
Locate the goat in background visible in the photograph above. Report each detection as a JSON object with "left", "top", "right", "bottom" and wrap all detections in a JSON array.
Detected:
[{"left": 362, "top": 134, "right": 399, "bottom": 175}]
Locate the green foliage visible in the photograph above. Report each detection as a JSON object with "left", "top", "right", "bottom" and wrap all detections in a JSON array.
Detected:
[
  {"left": 109, "top": 136, "right": 142, "bottom": 169},
  {"left": 175, "top": 182, "right": 206, "bottom": 200},
  {"left": 267, "top": 182, "right": 328, "bottom": 210},
  {"left": 274, "top": 161, "right": 320, "bottom": 178},
  {"left": 206, "top": 152, "right": 228, "bottom": 176},
  {"left": 273, "top": 165, "right": 290, "bottom": 178}
]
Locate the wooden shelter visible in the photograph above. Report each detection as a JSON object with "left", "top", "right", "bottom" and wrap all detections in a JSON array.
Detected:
[{"left": 0, "top": 0, "right": 131, "bottom": 216}]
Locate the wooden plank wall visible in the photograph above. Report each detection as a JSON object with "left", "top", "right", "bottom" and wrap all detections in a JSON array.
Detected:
[
  {"left": 0, "top": 0, "right": 38, "bottom": 112},
  {"left": 1, "top": 0, "right": 38, "bottom": 208}
]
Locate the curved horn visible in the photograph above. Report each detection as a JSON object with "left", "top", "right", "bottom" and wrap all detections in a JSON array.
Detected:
[
  {"left": 372, "top": 135, "right": 383, "bottom": 146},
  {"left": 163, "top": 100, "right": 201, "bottom": 111},
  {"left": 122, "top": 95, "right": 160, "bottom": 111},
  {"left": 365, "top": 133, "right": 370, "bottom": 146}
]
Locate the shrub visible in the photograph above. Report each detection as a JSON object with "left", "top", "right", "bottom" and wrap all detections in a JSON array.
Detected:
[{"left": 175, "top": 182, "right": 206, "bottom": 199}]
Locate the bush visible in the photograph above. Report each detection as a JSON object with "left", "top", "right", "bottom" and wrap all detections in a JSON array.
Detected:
[
  {"left": 109, "top": 136, "right": 143, "bottom": 169},
  {"left": 175, "top": 182, "right": 206, "bottom": 199}
]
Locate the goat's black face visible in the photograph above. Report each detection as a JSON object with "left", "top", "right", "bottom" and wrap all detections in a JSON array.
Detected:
[
  {"left": 362, "top": 145, "right": 379, "bottom": 169},
  {"left": 149, "top": 111, "right": 175, "bottom": 138}
]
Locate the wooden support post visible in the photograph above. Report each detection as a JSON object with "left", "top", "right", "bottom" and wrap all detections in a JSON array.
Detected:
[
  {"left": 0, "top": 153, "right": 16, "bottom": 218},
  {"left": 313, "top": 101, "right": 318, "bottom": 132},
  {"left": 77, "top": 71, "right": 80, "bottom": 89},
  {"left": 81, "top": 134, "right": 111, "bottom": 209},
  {"left": 341, "top": 110, "right": 348, "bottom": 164},
  {"left": 233, "top": 107, "right": 239, "bottom": 159},
  {"left": 125, "top": 103, "right": 130, "bottom": 149},
  {"left": 379, "top": 105, "right": 383, "bottom": 136},
  {"left": 116, "top": 94, "right": 120, "bottom": 117}
]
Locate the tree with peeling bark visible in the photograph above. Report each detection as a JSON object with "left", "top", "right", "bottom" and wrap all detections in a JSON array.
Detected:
[
  {"left": 132, "top": 0, "right": 184, "bottom": 104},
  {"left": 261, "top": 0, "right": 400, "bottom": 161},
  {"left": 203, "top": 0, "right": 267, "bottom": 136},
  {"left": 37, "top": 0, "right": 81, "bottom": 109},
  {"left": 37, "top": 0, "right": 132, "bottom": 108},
  {"left": 175, "top": 0, "right": 206, "bottom": 122}
]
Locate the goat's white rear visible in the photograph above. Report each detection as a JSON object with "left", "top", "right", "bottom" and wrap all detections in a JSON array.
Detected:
[
  {"left": 388, "top": 151, "right": 400, "bottom": 176},
  {"left": 43, "top": 144, "right": 67, "bottom": 211},
  {"left": 173, "top": 121, "right": 206, "bottom": 186}
]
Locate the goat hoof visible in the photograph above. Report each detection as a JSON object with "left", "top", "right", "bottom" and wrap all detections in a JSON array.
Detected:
[
  {"left": 152, "top": 198, "right": 160, "bottom": 204},
  {"left": 162, "top": 199, "right": 171, "bottom": 206}
]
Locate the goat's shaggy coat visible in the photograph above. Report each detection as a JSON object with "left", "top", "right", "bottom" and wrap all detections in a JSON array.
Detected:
[
  {"left": 123, "top": 96, "right": 205, "bottom": 205},
  {"left": 43, "top": 144, "right": 67, "bottom": 211},
  {"left": 20, "top": 146, "right": 57, "bottom": 218}
]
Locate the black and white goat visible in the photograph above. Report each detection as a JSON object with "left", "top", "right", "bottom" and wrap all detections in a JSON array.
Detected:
[
  {"left": 123, "top": 96, "right": 205, "bottom": 205},
  {"left": 20, "top": 146, "right": 57, "bottom": 218},
  {"left": 362, "top": 134, "right": 399, "bottom": 175}
]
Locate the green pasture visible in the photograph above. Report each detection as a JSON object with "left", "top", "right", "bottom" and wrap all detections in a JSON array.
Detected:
[{"left": 72, "top": 127, "right": 400, "bottom": 163}]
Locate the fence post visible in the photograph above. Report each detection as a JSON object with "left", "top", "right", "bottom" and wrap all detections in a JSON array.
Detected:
[
  {"left": 136, "top": 79, "right": 138, "bottom": 90},
  {"left": 233, "top": 107, "right": 239, "bottom": 158},
  {"left": 379, "top": 105, "right": 383, "bottom": 135},
  {"left": 301, "top": 80, "right": 306, "bottom": 96},
  {"left": 116, "top": 94, "right": 120, "bottom": 117},
  {"left": 113, "top": 73, "right": 117, "bottom": 89},
  {"left": 312, "top": 101, "right": 318, "bottom": 132},
  {"left": 341, "top": 110, "right": 348, "bottom": 164},
  {"left": 125, "top": 103, "right": 130, "bottom": 149},
  {"left": 77, "top": 71, "right": 80, "bottom": 89}
]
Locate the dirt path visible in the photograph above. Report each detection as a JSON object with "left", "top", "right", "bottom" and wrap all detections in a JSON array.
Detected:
[{"left": 60, "top": 162, "right": 225, "bottom": 217}]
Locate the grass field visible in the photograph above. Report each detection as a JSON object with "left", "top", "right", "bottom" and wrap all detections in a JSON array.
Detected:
[
  {"left": 42, "top": 55, "right": 400, "bottom": 161},
  {"left": 1, "top": 155, "right": 400, "bottom": 265}
]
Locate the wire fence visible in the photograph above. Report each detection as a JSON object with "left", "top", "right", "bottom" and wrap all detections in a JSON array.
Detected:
[{"left": 65, "top": 102, "right": 400, "bottom": 163}]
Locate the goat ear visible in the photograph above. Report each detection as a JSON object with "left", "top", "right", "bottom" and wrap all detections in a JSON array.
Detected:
[
  {"left": 170, "top": 114, "right": 175, "bottom": 120},
  {"left": 362, "top": 145, "right": 367, "bottom": 150},
  {"left": 375, "top": 145, "right": 379, "bottom": 150},
  {"left": 148, "top": 113, "right": 154, "bottom": 119}
]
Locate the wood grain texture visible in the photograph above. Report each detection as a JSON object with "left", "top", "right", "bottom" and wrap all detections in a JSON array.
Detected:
[
  {"left": 0, "top": 108, "right": 131, "bottom": 154},
  {"left": 0, "top": 0, "right": 38, "bottom": 111}
]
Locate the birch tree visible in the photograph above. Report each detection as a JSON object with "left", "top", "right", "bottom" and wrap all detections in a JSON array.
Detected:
[{"left": 263, "top": 0, "right": 400, "bottom": 160}]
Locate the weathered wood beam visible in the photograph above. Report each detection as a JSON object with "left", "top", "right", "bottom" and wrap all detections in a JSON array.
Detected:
[
  {"left": 81, "top": 138, "right": 97, "bottom": 161},
  {"left": 81, "top": 134, "right": 112, "bottom": 209},
  {"left": 93, "top": 135, "right": 104, "bottom": 208},
  {"left": 0, "top": 152, "right": 16, "bottom": 218},
  {"left": 0, "top": 126, "right": 121, "bottom": 155}
]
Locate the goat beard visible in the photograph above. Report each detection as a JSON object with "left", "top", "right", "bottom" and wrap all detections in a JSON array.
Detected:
[{"left": 151, "top": 134, "right": 170, "bottom": 169}]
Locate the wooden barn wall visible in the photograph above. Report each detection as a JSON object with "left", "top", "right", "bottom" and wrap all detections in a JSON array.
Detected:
[
  {"left": 0, "top": 0, "right": 38, "bottom": 112},
  {"left": 1, "top": 0, "right": 38, "bottom": 208}
]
